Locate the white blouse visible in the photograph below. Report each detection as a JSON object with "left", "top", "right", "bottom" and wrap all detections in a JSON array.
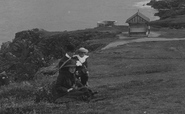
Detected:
[{"left": 73, "top": 55, "right": 89, "bottom": 66}]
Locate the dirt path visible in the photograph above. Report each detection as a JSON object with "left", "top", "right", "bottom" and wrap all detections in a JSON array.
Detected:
[
  {"left": 102, "top": 32, "right": 185, "bottom": 50},
  {"left": 118, "top": 31, "right": 161, "bottom": 40}
]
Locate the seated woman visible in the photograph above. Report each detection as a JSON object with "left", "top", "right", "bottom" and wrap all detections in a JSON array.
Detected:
[
  {"left": 55, "top": 59, "right": 95, "bottom": 103},
  {"left": 73, "top": 47, "right": 89, "bottom": 86}
]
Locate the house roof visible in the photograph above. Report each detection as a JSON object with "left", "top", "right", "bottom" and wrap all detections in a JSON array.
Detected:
[{"left": 126, "top": 11, "right": 150, "bottom": 23}]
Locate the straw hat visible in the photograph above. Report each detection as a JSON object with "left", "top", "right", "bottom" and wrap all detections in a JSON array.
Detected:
[{"left": 78, "top": 47, "right": 88, "bottom": 53}]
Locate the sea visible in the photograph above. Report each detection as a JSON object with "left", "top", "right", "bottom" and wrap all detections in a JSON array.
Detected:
[{"left": 0, "top": 0, "right": 158, "bottom": 46}]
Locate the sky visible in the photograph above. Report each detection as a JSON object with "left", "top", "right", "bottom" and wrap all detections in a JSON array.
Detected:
[{"left": 0, "top": 0, "right": 158, "bottom": 45}]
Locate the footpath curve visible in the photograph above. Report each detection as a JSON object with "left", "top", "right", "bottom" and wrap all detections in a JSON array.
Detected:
[{"left": 102, "top": 32, "right": 185, "bottom": 50}]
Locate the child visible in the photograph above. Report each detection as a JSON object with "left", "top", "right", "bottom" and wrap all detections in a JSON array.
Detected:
[{"left": 73, "top": 47, "right": 89, "bottom": 86}]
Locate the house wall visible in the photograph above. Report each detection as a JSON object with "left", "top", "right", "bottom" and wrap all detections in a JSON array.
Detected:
[{"left": 129, "top": 23, "right": 147, "bottom": 33}]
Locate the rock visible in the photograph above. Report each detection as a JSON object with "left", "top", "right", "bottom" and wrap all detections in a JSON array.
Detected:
[
  {"left": 0, "top": 41, "right": 11, "bottom": 53},
  {"left": 148, "top": 0, "right": 185, "bottom": 28},
  {"left": 0, "top": 71, "right": 10, "bottom": 86}
]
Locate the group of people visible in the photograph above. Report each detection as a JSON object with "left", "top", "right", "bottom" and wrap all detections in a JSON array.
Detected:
[{"left": 54, "top": 44, "right": 96, "bottom": 102}]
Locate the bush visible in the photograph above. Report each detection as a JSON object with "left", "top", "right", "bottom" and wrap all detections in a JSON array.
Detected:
[
  {"left": 0, "top": 82, "right": 35, "bottom": 100},
  {"left": 0, "top": 28, "right": 118, "bottom": 83}
]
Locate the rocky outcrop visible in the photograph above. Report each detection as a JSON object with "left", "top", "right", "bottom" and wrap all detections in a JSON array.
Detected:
[
  {"left": 0, "top": 27, "right": 118, "bottom": 82},
  {"left": 147, "top": 0, "right": 185, "bottom": 19},
  {"left": 147, "top": 0, "right": 185, "bottom": 28}
]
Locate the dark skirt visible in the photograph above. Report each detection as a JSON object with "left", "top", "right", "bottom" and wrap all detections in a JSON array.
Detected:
[{"left": 55, "top": 87, "right": 94, "bottom": 103}]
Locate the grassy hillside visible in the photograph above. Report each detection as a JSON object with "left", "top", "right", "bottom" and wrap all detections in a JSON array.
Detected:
[
  {"left": 1, "top": 28, "right": 185, "bottom": 113},
  {"left": 150, "top": 15, "right": 185, "bottom": 28}
]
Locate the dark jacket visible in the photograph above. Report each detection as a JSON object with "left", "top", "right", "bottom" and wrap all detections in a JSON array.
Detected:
[
  {"left": 58, "top": 55, "right": 70, "bottom": 68},
  {"left": 58, "top": 55, "right": 70, "bottom": 78},
  {"left": 82, "top": 59, "right": 88, "bottom": 68},
  {"left": 55, "top": 68, "right": 76, "bottom": 96}
]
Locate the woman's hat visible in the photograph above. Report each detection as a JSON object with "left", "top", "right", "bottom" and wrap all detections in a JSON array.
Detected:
[
  {"left": 63, "top": 59, "right": 77, "bottom": 67},
  {"left": 78, "top": 47, "right": 88, "bottom": 53}
]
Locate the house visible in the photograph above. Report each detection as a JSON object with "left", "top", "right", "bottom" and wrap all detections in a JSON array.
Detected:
[
  {"left": 97, "top": 21, "right": 116, "bottom": 27},
  {"left": 126, "top": 11, "right": 150, "bottom": 37}
]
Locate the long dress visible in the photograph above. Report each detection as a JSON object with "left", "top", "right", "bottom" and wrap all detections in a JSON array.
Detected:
[{"left": 55, "top": 66, "right": 94, "bottom": 103}]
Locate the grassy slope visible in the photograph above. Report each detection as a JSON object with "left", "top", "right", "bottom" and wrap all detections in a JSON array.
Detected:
[
  {"left": 1, "top": 28, "right": 185, "bottom": 113},
  {"left": 151, "top": 27, "right": 185, "bottom": 38},
  {"left": 87, "top": 40, "right": 185, "bottom": 114},
  {"left": 150, "top": 15, "right": 185, "bottom": 28}
]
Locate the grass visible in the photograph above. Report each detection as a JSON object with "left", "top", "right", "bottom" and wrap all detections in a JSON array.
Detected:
[
  {"left": 150, "top": 15, "right": 185, "bottom": 29},
  {"left": 158, "top": 28, "right": 185, "bottom": 38},
  {"left": 125, "top": 63, "right": 174, "bottom": 75},
  {"left": 1, "top": 78, "right": 184, "bottom": 114},
  {"left": 1, "top": 28, "right": 185, "bottom": 113}
]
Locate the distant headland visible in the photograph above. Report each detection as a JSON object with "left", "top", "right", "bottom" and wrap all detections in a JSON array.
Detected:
[{"left": 147, "top": 0, "right": 185, "bottom": 28}]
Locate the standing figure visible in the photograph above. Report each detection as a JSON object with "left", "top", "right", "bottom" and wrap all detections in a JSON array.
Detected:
[{"left": 74, "top": 47, "right": 89, "bottom": 86}]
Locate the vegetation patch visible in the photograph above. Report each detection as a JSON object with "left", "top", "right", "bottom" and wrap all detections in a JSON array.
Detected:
[{"left": 0, "top": 82, "right": 35, "bottom": 100}]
